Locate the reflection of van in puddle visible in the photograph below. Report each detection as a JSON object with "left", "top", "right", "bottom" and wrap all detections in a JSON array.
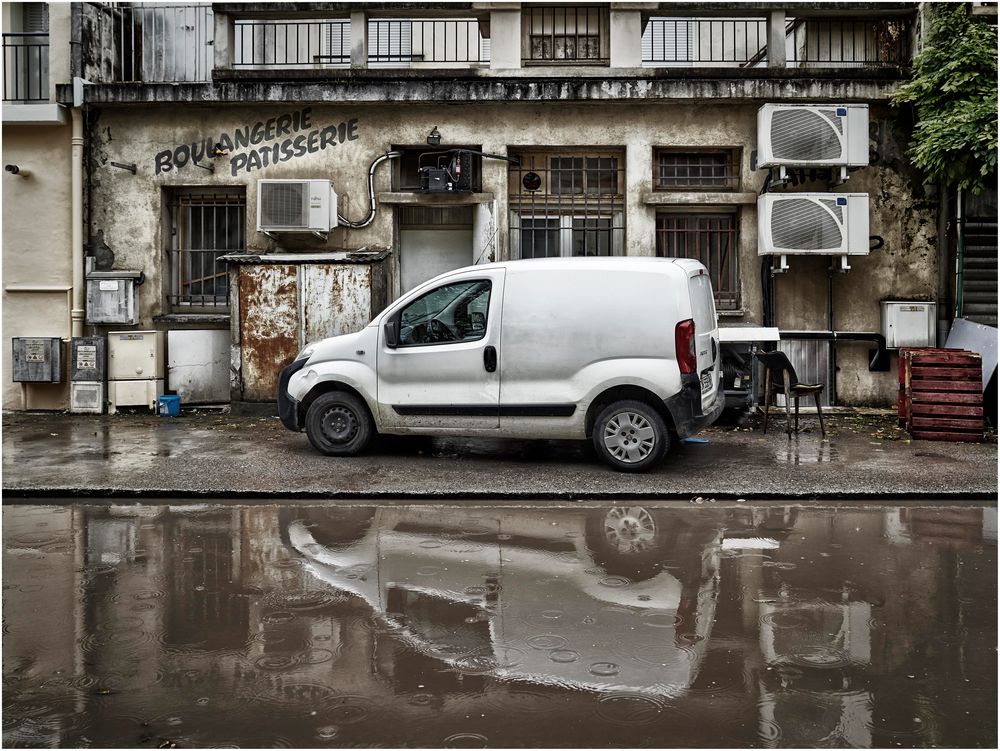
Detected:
[
  {"left": 278, "top": 258, "right": 723, "bottom": 472},
  {"left": 282, "top": 506, "right": 721, "bottom": 696}
]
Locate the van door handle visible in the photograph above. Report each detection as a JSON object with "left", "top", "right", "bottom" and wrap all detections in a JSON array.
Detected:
[{"left": 483, "top": 345, "right": 497, "bottom": 373}]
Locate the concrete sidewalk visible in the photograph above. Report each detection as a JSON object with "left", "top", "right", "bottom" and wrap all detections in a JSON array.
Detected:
[{"left": 1, "top": 410, "right": 996, "bottom": 500}]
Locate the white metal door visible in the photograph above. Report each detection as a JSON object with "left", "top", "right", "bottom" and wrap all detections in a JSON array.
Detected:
[{"left": 377, "top": 269, "right": 505, "bottom": 430}]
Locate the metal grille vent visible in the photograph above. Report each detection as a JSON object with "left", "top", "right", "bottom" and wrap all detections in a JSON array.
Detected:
[
  {"left": 260, "top": 182, "right": 306, "bottom": 227},
  {"left": 818, "top": 199, "right": 844, "bottom": 223},
  {"left": 771, "top": 109, "right": 843, "bottom": 162},
  {"left": 771, "top": 198, "right": 844, "bottom": 251}
]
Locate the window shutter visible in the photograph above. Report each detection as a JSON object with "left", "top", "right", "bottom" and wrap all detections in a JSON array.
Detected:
[{"left": 22, "top": 3, "right": 49, "bottom": 32}]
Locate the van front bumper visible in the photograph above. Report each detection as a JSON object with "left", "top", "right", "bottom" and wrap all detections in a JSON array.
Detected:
[
  {"left": 664, "top": 374, "right": 724, "bottom": 438},
  {"left": 277, "top": 358, "right": 307, "bottom": 432}
]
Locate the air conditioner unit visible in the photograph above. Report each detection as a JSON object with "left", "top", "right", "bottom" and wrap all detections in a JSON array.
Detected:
[
  {"left": 758, "top": 193, "right": 869, "bottom": 255},
  {"left": 757, "top": 104, "right": 869, "bottom": 168},
  {"left": 257, "top": 179, "right": 338, "bottom": 233}
]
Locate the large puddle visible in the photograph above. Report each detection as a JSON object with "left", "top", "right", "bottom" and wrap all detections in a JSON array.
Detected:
[{"left": 2, "top": 502, "right": 996, "bottom": 748}]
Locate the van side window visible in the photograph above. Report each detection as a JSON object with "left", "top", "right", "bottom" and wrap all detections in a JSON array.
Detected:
[{"left": 399, "top": 280, "right": 492, "bottom": 346}]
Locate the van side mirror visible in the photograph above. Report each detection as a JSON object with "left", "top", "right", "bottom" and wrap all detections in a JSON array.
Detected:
[{"left": 384, "top": 319, "right": 399, "bottom": 349}]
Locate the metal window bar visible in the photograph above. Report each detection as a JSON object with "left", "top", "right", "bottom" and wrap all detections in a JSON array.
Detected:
[
  {"left": 169, "top": 195, "right": 244, "bottom": 309},
  {"left": 788, "top": 18, "right": 912, "bottom": 67},
  {"left": 233, "top": 19, "right": 350, "bottom": 68},
  {"left": 655, "top": 213, "right": 739, "bottom": 309},
  {"left": 642, "top": 17, "right": 767, "bottom": 66},
  {"left": 655, "top": 151, "right": 740, "bottom": 191},
  {"left": 2, "top": 33, "right": 49, "bottom": 101},
  {"left": 368, "top": 18, "right": 488, "bottom": 65},
  {"left": 525, "top": 6, "right": 608, "bottom": 64},
  {"left": 508, "top": 151, "right": 625, "bottom": 259}
]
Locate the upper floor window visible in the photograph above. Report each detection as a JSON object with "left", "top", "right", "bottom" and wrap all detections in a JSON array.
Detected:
[
  {"left": 523, "top": 6, "right": 609, "bottom": 64},
  {"left": 654, "top": 148, "right": 741, "bottom": 191}
]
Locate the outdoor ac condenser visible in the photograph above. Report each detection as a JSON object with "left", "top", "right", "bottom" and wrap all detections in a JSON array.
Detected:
[
  {"left": 758, "top": 193, "right": 870, "bottom": 256},
  {"left": 257, "top": 179, "right": 338, "bottom": 233},
  {"left": 757, "top": 104, "right": 869, "bottom": 168}
]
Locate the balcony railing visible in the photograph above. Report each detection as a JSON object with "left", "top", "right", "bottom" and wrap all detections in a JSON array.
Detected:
[
  {"left": 787, "top": 18, "right": 913, "bottom": 68},
  {"left": 232, "top": 17, "right": 489, "bottom": 68},
  {"left": 642, "top": 17, "right": 768, "bottom": 67},
  {"left": 2, "top": 33, "right": 49, "bottom": 102},
  {"left": 234, "top": 19, "right": 350, "bottom": 68}
]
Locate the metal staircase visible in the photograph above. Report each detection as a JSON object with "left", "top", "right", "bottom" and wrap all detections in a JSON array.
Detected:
[{"left": 960, "top": 215, "right": 998, "bottom": 327}]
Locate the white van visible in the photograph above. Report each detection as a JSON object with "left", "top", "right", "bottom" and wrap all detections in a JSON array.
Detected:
[{"left": 278, "top": 257, "right": 723, "bottom": 472}]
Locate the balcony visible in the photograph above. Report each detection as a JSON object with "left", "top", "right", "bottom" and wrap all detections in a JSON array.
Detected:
[
  {"left": 640, "top": 15, "right": 911, "bottom": 69},
  {"left": 64, "top": 3, "right": 917, "bottom": 106},
  {"left": 2, "top": 33, "right": 49, "bottom": 102},
  {"left": 231, "top": 17, "right": 489, "bottom": 69}
]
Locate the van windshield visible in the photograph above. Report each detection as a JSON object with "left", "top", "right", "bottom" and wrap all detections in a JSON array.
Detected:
[{"left": 688, "top": 275, "right": 716, "bottom": 333}]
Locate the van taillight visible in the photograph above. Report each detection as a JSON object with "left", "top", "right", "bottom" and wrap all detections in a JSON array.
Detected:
[{"left": 675, "top": 318, "right": 697, "bottom": 374}]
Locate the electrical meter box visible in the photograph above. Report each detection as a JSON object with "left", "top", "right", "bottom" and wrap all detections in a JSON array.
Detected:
[
  {"left": 71, "top": 337, "right": 106, "bottom": 381},
  {"left": 12, "top": 337, "right": 63, "bottom": 382},
  {"left": 108, "top": 330, "right": 164, "bottom": 380},
  {"left": 881, "top": 301, "right": 937, "bottom": 349},
  {"left": 86, "top": 267, "right": 142, "bottom": 325}
]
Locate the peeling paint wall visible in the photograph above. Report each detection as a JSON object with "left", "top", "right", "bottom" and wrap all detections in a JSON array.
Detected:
[{"left": 87, "top": 99, "right": 936, "bottom": 406}]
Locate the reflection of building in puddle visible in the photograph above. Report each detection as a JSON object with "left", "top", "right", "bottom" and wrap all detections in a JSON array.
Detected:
[
  {"left": 883, "top": 506, "right": 998, "bottom": 548},
  {"left": 774, "top": 436, "right": 833, "bottom": 464}
]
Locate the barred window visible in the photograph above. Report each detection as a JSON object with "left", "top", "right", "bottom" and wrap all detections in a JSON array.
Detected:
[
  {"left": 509, "top": 150, "right": 624, "bottom": 259},
  {"left": 655, "top": 149, "right": 740, "bottom": 191},
  {"left": 167, "top": 191, "right": 245, "bottom": 309},
  {"left": 656, "top": 211, "right": 739, "bottom": 310}
]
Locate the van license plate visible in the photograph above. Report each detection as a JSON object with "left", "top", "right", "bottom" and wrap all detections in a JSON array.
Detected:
[{"left": 700, "top": 371, "right": 712, "bottom": 393}]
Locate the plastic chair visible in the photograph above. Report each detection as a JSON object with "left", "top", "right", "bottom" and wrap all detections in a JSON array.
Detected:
[{"left": 757, "top": 351, "right": 826, "bottom": 437}]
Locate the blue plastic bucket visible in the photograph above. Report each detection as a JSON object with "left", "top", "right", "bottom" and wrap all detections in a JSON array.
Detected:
[{"left": 158, "top": 394, "right": 181, "bottom": 417}]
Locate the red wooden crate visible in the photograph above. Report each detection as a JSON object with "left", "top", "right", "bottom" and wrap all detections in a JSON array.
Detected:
[{"left": 902, "top": 348, "right": 983, "bottom": 442}]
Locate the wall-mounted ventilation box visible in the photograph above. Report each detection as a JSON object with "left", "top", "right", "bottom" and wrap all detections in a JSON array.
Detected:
[
  {"left": 881, "top": 301, "right": 937, "bottom": 349},
  {"left": 85, "top": 265, "right": 142, "bottom": 325},
  {"left": 257, "top": 179, "right": 338, "bottom": 233},
  {"left": 757, "top": 104, "right": 869, "bottom": 168},
  {"left": 758, "top": 193, "right": 870, "bottom": 256},
  {"left": 12, "top": 337, "right": 63, "bottom": 383}
]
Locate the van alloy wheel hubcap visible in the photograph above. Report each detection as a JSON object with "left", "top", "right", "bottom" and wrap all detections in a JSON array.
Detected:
[
  {"left": 603, "top": 506, "right": 656, "bottom": 554},
  {"left": 603, "top": 412, "right": 656, "bottom": 463},
  {"left": 322, "top": 406, "right": 358, "bottom": 443}
]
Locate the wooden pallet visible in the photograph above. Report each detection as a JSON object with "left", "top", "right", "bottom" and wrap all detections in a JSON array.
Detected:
[{"left": 903, "top": 349, "right": 984, "bottom": 442}]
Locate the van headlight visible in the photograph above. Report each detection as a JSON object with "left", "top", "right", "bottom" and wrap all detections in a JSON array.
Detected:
[{"left": 294, "top": 345, "right": 315, "bottom": 362}]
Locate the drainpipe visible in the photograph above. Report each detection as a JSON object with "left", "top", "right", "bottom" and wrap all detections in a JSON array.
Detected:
[
  {"left": 954, "top": 188, "right": 964, "bottom": 320},
  {"left": 71, "top": 107, "right": 85, "bottom": 338},
  {"left": 936, "top": 185, "right": 951, "bottom": 345}
]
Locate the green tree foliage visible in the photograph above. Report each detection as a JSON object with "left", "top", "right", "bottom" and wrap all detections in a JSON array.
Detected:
[{"left": 892, "top": 4, "right": 998, "bottom": 194}]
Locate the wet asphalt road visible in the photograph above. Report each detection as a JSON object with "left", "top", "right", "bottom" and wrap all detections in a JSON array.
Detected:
[
  {"left": 3, "top": 500, "right": 997, "bottom": 748},
  {"left": 2, "top": 411, "right": 996, "bottom": 499}
]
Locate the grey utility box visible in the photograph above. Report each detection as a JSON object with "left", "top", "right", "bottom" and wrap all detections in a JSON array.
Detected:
[
  {"left": 85, "top": 267, "right": 142, "bottom": 325},
  {"left": 12, "top": 337, "right": 64, "bottom": 382},
  {"left": 71, "top": 337, "right": 106, "bottom": 381},
  {"left": 881, "top": 301, "right": 937, "bottom": 349}
]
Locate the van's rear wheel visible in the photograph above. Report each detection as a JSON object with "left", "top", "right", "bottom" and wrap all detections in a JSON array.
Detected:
[
  {"left": 305, "top": 392, "right": 374, "bottom": 456},
  {"left": 593, "top": 400, "right": 669, "bottom": 473}
]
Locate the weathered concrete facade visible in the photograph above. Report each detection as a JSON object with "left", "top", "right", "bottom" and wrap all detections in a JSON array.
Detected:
[{"left": 86, "top": 96, "right": 935, "bottom": 405}]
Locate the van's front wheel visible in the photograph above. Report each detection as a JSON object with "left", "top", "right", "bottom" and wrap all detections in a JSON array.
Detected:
[
  {"left": 593, "top": 400, "right": 669, "bottom": 473},
  {"left": 305, "top": 391, "right": 374, "bottom": 456}
]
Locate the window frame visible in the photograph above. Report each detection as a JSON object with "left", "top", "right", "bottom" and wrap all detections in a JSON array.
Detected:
[
  {"left": 653, "top": 147, "right": 742, "bottom": 192},
  {"left": 521, "top": 5, "right": 610, "bottom": 65},
  {"left": 164, "top": 189, "right": 246, "bottom": 312},
  {"left": 655, "top": 208, "right": 741, "bottom": 311}
]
